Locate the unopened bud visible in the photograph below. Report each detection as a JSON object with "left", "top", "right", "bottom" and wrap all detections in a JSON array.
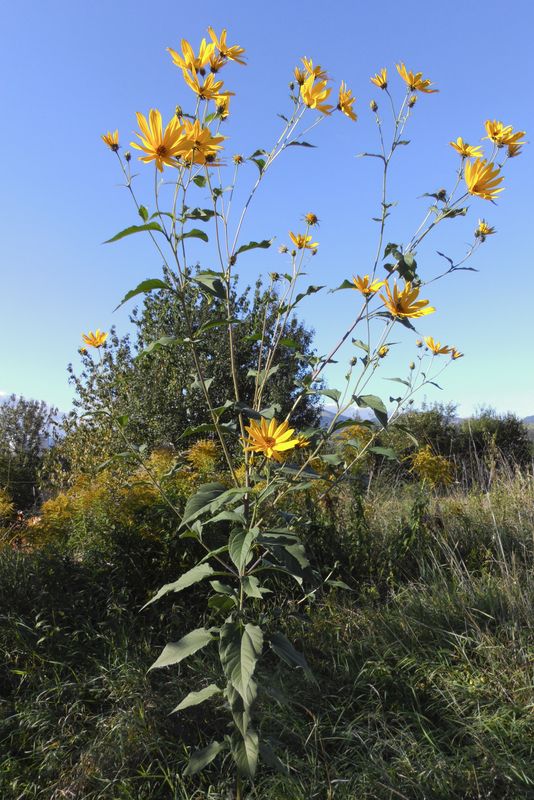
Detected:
[
  {"left": 270, "top": 272, "right": 280, "bottom": 282},
  {"left": 415, "top": 339, "right": 423, "bottom": 348},
  {"left": 408, "top": 95, "right": 417, "bottom": 108},
  {"left": 175, "top": 105, "right": 183, "bottom": 118},
  {"left": 289, "top": 81, "right": 295, "bottom": 91},
  {"left": 370, "top": 99, "right": 378, "bottom": 112},
  {"left": 124, "top": 151, "right": 131, "bottom": 162},
  {"left": 409, "top": 361, "right": 415, "bottom": 370},
  {"left": 278, "top": 245, "right": 288, "bottom": 254}
]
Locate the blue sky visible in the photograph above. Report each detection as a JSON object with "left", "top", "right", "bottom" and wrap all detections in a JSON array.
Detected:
[{"left": 1, "top": 0, "right": 533, "bottom": 417}]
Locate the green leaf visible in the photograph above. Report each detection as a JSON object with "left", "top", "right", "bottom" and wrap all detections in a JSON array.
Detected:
[
  {"left": 138, "top": 205, "right": 149, "bottom": 222},
  {"left": 311, "top": 388, "right": 341, "bottom": 403},
  {"left": 260, "top": 742, "right": 289, "bottom": 776},
  {"left": 193, "top": 175, "right": 207, "bottom": 188},
  {"left": 229, "top": 528, "right": 258, "bottom": 573},
  {"left": 198, "top": 318, "right": 240, "bottom": 334},
  {"left": 250, "top": 157, "right": 266, "bottom": 173},
  {"left": 193, "top": 271, "right": 226, "bottom": 300},
  {"left": 353, "top": 338, "right": 370, "bottom": 352},
  {"left": 181, "top": 482, "right": 227, "bottom": 527},
  {"left": 139, "top": 336, "right": 189, "bottom": 357},
  {"left": 242, "top": 575, "right": 270, "bottom": 598},
  {"left": 369, "top": 446, "right": 397, "bottom": 460},
  {"left": 354, "top": 394, "right": 388, "bottom": 428},
  {"left": 270, "top": 632, "right": 314, "bottom": 680},
  {"left": 281, "top": 284, "right": 324, "bottom": 313},
  {"left": 219, "top": 622, "right": 263, "bottom": 702},
  {"left": 235, "top": 239, "right": 273, "bottom": 257},
  {"left": 149, "top": 627, "right": 216, "bottom": 670},
  {"left": 172, "top": 684, "right": 221, "bottom": 713},
  {"left": 104, "top": 222, "right": 164, "bottom": 244},
  {"left": 178, "top": 228, "right": 209, "bottom": 243},
  {"left": 320, "top": 453, "right": 343, "bottom": 465},
  {"left": 184, "top": 740, "right": 225, "bottom": 776},
  {"left": 286, "top": 140, "right": 316, "bottom": 148},
  {"left": 141, "top": 562, "right": 215, "bottom": 609},
  {"left": 330, "top": 279, "right": 356, "bottom": 293},
  {"left": 186, "top": 207, "right": 215, "bottom": 222},
  {"left": 114, "top": 279, "right": 171, "bottom": 311},
  {"left": 232, "top": 729, "right": 259, "bottom": 779},
  {"left": 385, "top": 376, "right": 410, "bottom": 387}
]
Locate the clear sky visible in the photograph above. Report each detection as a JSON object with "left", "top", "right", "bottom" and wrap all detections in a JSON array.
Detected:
[{"left": 1, "top": 0, "right": 533, "bottom": 418}]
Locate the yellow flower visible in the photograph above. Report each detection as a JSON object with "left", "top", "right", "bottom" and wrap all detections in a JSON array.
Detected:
[
  {"left": 484, "top": 120, "right": 526, "bottom": 148},
  {"left": 338, "top": 81, "right": 357, "bottom": 121},
  {"left": 378, "top": 345, "right": 389, "bottom": 358},
  {"left": 131, "top": 109, "right": 184, "bottom": 172},
  {"left": 175, "top": 119, "right": 225, "bottom": 166},
  {"left": 300, "top": 74, "right": 333, "bottom": 114},
  {"left": 209, "top": 53, "right": 227, "bottom": 73},
  {"left": 289, "top": 231, "right": 319, "bottom": 250},
  {"left": 507, "top": 142, "right": 523, "bottom": 158},
  {"left": 450, "top": 348, "right": 464, "bottom": 360},
  {"left": 475, "top": 219, "right": 496, "bottom": 239},
  {"left": 182, "top": 69, "right": 229, "bottom": 101},
  {"left": 243, "top": 418, "right": 300, "bottom": 462},
  {"left": 352, "top": 274, "right": 385, "bottom": 296},
  {"left": 380, "top": 281, "right": 435, "bottom": 319},
  {"left": 424, "top": 336, "right": 451, "bottom": 355},
  {"left": 82, "top": 329, "right": 108, "bottom": 348},
  {"left": 449, "top": 137, "right": 483, "bottom": 158},
  {"left": 294, "top": 66, "right": 306, "bottom": 85},
  {"left": 396, "top": 63, "right": 438, "bottom": 93},
  {"left": 296, "top": 434, "right": 310, "bottom": 449},
  {"left": 304, "top": 212, "right": 319, "bottom": 226},
  {"left": 464, "top": 158, "right": 504, "bottom": 201},
  {"left": 101, "top": 130, "right": 119, "bottom": 151},
  {"left": 207, "top": 27, "right": 246, "bottom": 64},
  {"left": 233, "top": 154, "right": 244, "bottom": 165},
  {"left": 302, "top": 57, "right": 328, "bottom": 80},
  {"left": 167, "top": 38, "right": 214, "bottom": 73},
  {"left": 370, "top": 68, "right": 387, "bottom": 89},
  {"left": 216, "top": 93, "right": 231, "bottom": 118}
]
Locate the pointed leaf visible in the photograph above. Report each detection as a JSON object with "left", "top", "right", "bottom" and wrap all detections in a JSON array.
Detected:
[
  {"left": 172, "top": 684, "right": 221, "bottom": 713},
  {"left": 184, "top": 740, "right": 225, "bottom": 776},
  {"left": 235, "top": 238, "right": 273, "bottom": 257},
  {"left": 149, "top": 628, "right": 216, "bottom": 670},
  {"left": 114, "top": 279, "right": 171, "bottom": 311},
  {"left": 354, "top": 394, "right": 388, "bottom": 428},
  {"left": 270, "top": 632, "right": 314, "bottom": 680},
  {"left": 181, "top": 482, "right": 227, "bottom": 527},
  {"left": 232, "top": 729, "right": 259, "bottom": 779},
  {"left": 178, "top": 228, "right": 209, "bottom": 243},
  {"left": 141, "top": 563, "right": 215, "bottom": 609},
  {"left": 104, "top": 222, "right": 164, "bottom": 243},
  {"left": 219, "top": 622, "right": 263, "bottom": 701}
]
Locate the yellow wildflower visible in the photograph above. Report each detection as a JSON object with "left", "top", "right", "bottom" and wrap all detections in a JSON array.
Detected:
[
  {"left": 82, "top": 329, "right": 108, "bottom": 349},
  {"left": 294, "top": 65, "right": 306, "bottom": 85},
  {"left": 182, "top": 69, "right": 229, "bottom": 101},
  {"left": 484, "top": 120, "right": 526, "bottom": 148},
  {"left": 370, "top": 68, "right": 387, "bottom": 89},
  {"left": 131, "top": 109, "right": 185, "bottom": 172},
  {"left": 464, "top": 158, "right": 504, "bottom": 200},
  {"left": 244, "top": 418, "right": 300, "bottom": 462},
  {"left": 302, "top": 57, "right": 328, "bottom": 80},
  {"left": 380, "top": 281, "right": 435, "bottom": 319},
  {"left": 507, "top": 142, "right": 523, "bottom": 158},
  {"left": 233, "top": 154, "right": 244, "bottom": 165},
  {"left": 207, "top": 27, "right": 246, "bottom": 64},
  {"left": 216, "top": 93, "right": 231, "bottom": 118},
  {"left": 176, "top": 119, "right": 225, "bottom": 166},
  {"left": 450, "top": 348, "right": 464, "bottom": 360},
  {"left": 338, "top": 81, "right": 357, "bottom": 121},
  {"left": 424, "top": 336, "right": 451, "bottom": 355},
  {"left": 378, "top": 345, "right": 389, "bottom": 358},
  {"left": 396, "top": 63, "right": 438, "bottom": 93},
  {"left": 209, "top": 52, "right": 227, "bottom": 73},
  {"left": 300, "top": 74, "right": 333, "bottom": 114},
  {"left": 449, "top": 137, "right": 483, "bottom": 158},
  {"left": 475, "top": 219, "right": 496, "bottom": 239},
  {"left": 289, "top": 231, "right": 319, "bottom": 250},
  {"left": 167, "top": 38, "right": 214, "bottom": 73},
  {"left": 304, "top": 212, "right": 319, "bottom": 226},
  {"left": 352, "top": 274, "right": 385, "bottom": 296},
  {"left": 101, "top": 130, "right": 119, "bottom": 151}
]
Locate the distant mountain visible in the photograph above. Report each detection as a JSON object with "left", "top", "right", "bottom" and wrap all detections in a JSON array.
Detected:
[{"left": 524, "top": 416, "right": 534, "bottom": 425}]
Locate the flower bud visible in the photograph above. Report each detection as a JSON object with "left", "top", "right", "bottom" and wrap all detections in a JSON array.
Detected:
[
  {"left": 124, "top": 151, "right": 131, "bottom": 162},
  {"left": 175, "top": 105, "right": 183, "bottom": 118},
  {"left": 408, "top": 95, "right": 417, "bottom": 108},
  {"left": 232, "top": 154, "right": 244, "bottom": 165},
  {"left": 370, "top": 99, "right": 378, "bottom": 112},
  {"left": 278, "top": 245, "right": 288, "bottom": 254},
  {"left": 415, "top": 339, "right": 423, "bottom": 348},
  {"left": 409, "top": 361, "right": 415, "bottom": 370}
]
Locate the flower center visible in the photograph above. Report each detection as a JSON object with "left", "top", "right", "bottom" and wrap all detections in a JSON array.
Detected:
[
  {"left": 156, "top": 145, "right": 168, "bottom": 157},
  {"left": 263, "top": 436, "right": 276, "bottom": 448}
]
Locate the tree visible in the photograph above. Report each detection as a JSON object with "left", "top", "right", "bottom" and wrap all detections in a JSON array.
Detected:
[
  {"left": 0, "top": 395, "right": 58, "bottom": 509},
  {"left": 51, "top": 277, "right": 320, "bottom": 481}
]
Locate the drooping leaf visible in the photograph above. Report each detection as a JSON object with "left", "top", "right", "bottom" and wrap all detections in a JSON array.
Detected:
[
  {"left": 232, "top": 729, "right": 259, "bottom": 778},
  {"left": 193, "top": 271, "right": 226, "bottom": 300},
  {"left": 104, "top": 222, "right": 164, "bottom": 244},
  {"left": 192, "top": 175, "right": 207, "bottom": 188},
  {"left": 229, "top": 528, "right": 258, "bottom": 573},
  {"left": 369, "top": 446, "right": 398, "bottom": 460},
  {"left": 235, "top": 239, "right": 273, "bottom": 257},
  {"left": 172, "top": 684, "right": 222, "bottom": 713},
  {"left": 149, "top": 627, "right": 216, "bottom": 670},
  {"left": 183, "top": 740, "right": 225, "bottom": 776},
  {"left": 354, "top": 394, "right": 388, "bottom": 428},
  {"left": 177, "top": 228, "right": 209, "bottom": 243},
  {"left": 242, "top": 575, "right": 270, "bottom": 598},
  {"left": 219, "top": 622, "right": 264, "bottom": 701},
  {"left": 141, "top": 562, "right": 215, "bottom": 609},
  {"left": 286, "top": 140, "right": 316, "bottom": 148},
  {"left": 270, "top": 632, "right": 314, "bottom": 680},
  {"left": 181, "top": 483, "right": 227, "bottom": 527},
  {"left": 114, "top": 279, "right": 171, "bottom": 311},
  {"left": 138, "top": 205, "right": 149, "bottom": 221}
]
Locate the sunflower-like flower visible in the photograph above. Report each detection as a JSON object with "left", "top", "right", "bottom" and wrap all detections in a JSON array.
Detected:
[
  {"left": 82, "top": 329, "right": 108, "bottom": 348},
  {"left": 449, "top": 137, "right": 483, "bottom": 158},
  {"left": 216, "top": 93, "right": 231, "bottom": 118},
  {"left": 243, "top": 418, "right": 300, "bottom": 462},
  {"left": 475, "top": 219, "right": 496, "bottom": 240},
  {"left": 424, "top": 336, "right": 451, "bottom": 355},
  {"left": 300, "top": 75, "right": 333, "bottom": 114},
  {"left": 207, "top": 27, "right": 246, "bottom": 64},
  {"left": 352, "top": 274, "right": 385, "bottom": 296},
  {"left": 167, "top": 38, "right": 214, "bottom": 73},
  {"left": 304, "top": 212, "right": 319, "bottom": 226},
  {"left": 338, "top": 81, "right": 357, "bottom": 121},
  {"left": 370, "top": 68, "right": 388, "bottom": 89},
  {"left": 380, "top": 281, "right": 435, "bottom": 319},
  {"left": 294, "top": 65, "right": 306, "bottom": 85},
  {"left": 484, "top": 120, "right": 526, "bottom": 148},
  {"left": 182, "top": 69, "right": 229, "bottom": 100},
  {"left": 464, "top": 158, "right": 504, "bottom": 200},
  {"left": 209, "top": 52, "right": 227, "bottom": 73},
  {"left": 396, "top": 63, "right": 438, "bottom": 93},
  {"left": 131, "top": 109, "right": 185, "bottom": 171},
  {"left": 378, "top": 345, "right": 389, "bottom": 358},
  {"left": 302, "top": 57, "right": 328, "bottom": 80},
  {"left": 176, "top": 119, "right": 225, "bottom": 166},
  {"left": 101, "top": 130, "right": 119, "bottom": 151},
  {"left": 450, "top": 348, "right": 464, "bottom": 360},
  {"left": 507, "top": 142, "right": 523, "bottom": 158},
  {"left": 289, "top": 231, "right": 319, "bottom": 250}
]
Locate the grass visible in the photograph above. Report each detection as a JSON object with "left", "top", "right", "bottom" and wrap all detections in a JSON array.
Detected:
[{"left": 1, "top": 471, "right": 534, "bottom": 799}]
